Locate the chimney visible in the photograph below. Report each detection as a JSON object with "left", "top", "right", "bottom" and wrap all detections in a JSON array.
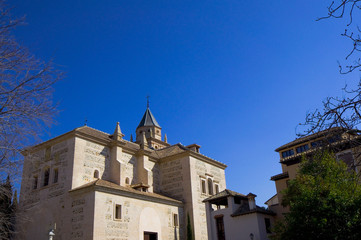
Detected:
[
  {"left": 247, "top": 193, "right": 257, "bottom": 210},
  {"left": 186, "top": 144, "right": 201, "bottom": 153}
]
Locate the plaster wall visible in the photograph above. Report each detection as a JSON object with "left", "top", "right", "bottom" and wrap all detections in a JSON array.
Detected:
[{"left": 208, "top": 206, "right": 273, "bottom": 240}]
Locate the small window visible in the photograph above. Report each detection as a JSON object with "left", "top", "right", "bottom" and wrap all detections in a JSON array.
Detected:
[
  {"left": 281, "top": 149, "right": 294, "bottom": 158},
  {"left": 215, "top": 184, "right": 219, "bottom": 194},
  {"left": 115, "top": 204, "right": 122, "bottom": 220},
  {"left": 296, "top": 144, "right": 309, "bottom": 153},
  {"left": 53, "top": 169, "right": 59, "bottom": 183},
  {"left": 125, "top": 177, "right": 130, "bottom": 185},
  {"left": 43, "top": 168, "right": 50, "bottom": 186},
  {"left": 45, "top": 147, "right": 51, "bottom": 160},
  {"left": 201, "top": 179, "right": 206, "bottom": 194},
  {"left": 208, "top": 178, "right": 213, "bottom": 195},
  {"left": 94, "top": 170, "right": 99, "bottom": 179},
  {"left": 265, "top": 218, "right": 271, "bottom": 233},
  {"left": 33, "top": 176, "right": 38, "bottom": 190},
  {"left": 173, "top": 213, "right": 178, "bottom": 227},
  {"left": 311, "top": 140, "right": 323, "bottom": 148}
]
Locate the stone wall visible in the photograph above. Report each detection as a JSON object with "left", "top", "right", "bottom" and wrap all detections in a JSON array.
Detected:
[
  {"left": 72, "top": 137, "right": 109, "bottom": 188},
  {"left": 190, "top": 156, "right": 226, "bottom": 240},
  {"left": 93, "top": 191, "right": 184, "bottom": 240},
  {"left": 159, "top": 158, "right": 185, "bottom": 201}
]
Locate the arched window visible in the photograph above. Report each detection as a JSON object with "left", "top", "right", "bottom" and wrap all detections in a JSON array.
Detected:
[
  {"left": 94, "top": 170, "right": 99, "bottom": 179},
  {"left": 43, "top": 168, "right": 50, "bottom": 186},
  {"left": 125, "top": 177, "right": 130, "bottom": 185},
  {"left": 208, "top": 178, "right": 213, "bottom": 195}
]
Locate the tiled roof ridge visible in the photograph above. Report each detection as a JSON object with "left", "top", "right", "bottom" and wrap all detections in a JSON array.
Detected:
[
  {"left": 177, "top": 143, "right": 227, "bottom": 166},
  {"left": 76, "top": 125, "right": 111, "bottom": 136},
  {"left": 275, "top": 126, "right": 349, "bottom": 152}
]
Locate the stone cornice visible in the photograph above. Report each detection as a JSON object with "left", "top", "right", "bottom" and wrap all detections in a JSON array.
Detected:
[
  {"left": 159, "top": 149, "right": 227, "bottom": 169},
  {"left": 69, "top": 182, "right": 183, "bottom": 207}
]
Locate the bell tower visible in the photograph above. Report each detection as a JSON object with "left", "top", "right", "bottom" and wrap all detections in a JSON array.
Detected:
[
  {"left": 135, "top": 99, "right": 169, "bottom": 149},
  {"left": 136, "top": 107, "right": 162, "bottom": 142}
]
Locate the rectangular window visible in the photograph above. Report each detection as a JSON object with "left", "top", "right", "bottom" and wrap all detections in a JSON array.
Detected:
[
  {"left": 53, "top": 168, "right": 59, "bottom": 183},
  {"left": 144, "top": 232, "right": 158, "bottom": 240},
  {"left": 215, "top": 216, "right": 225, "bottom": 240},
  {"left": 296, "top": 144, "right": 309, "bottom": 153},
  {"left": 311, "top": 140, "right": 323, "bottom": 148},
  {"left": 173, "top": 213, "right": 178, "bottom": 227},
  {"left": 115, "top": 204, "right": 122, "bottom": 220},
  {"left": 201, "top": 179, "right": 206, "bottom": 194},
  {"left": 281, "top": 149, "right": 294, "bottom": 158},
  {"left": 43, "top": 168, "right": 50, "bottom": 186},
  {"left": 33, "top": 176, "right": 38, "bottom": 190},
  {"left": 265, "top": 218, "right": 271, "bottom": 233}
]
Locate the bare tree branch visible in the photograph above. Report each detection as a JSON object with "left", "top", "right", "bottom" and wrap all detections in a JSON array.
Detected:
[{"left": 0, "top": 1, "right": 62, "bottom": 237}]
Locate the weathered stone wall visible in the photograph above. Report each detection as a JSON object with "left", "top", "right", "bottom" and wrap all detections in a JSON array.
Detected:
[
  {"left": 190, "top": 156, "right": 226, "bottom": 240},
  {"left": 119, "top": 152, "right": 137, "bottom": 186},
  {"left": 93, "top": 191, "right": 184, "bottom": 240},
  {"left": 68, "top": 192, "right": 95, "bottom": 240},
  {"left": 72, "top": 137, "right": 109, "bottom": 188},
  {"left": 159, "top": 158, "right": 185, "bottom": 201},
  {"left": 17, "top": 137, "right": 88, "bottom": 240},
  {"left": 20, "top": 138, "right": 73, "bottom": 208},
  {"left": 145, "top": 159, "right": 160, "bottom": 193}
]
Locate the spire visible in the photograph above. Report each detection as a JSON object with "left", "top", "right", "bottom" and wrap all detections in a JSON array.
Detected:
[
  {"left": 130, "top": 134, "right": 133, "bottom": 142},
  {"left": 137, "top": 108, "right": 161, "bottom": 129},
  {"left": 113, "top": 122, "right": 124, "bottom": 141},
  {"left": 164, "top": 134, "right": 167, "bottom": 143}
]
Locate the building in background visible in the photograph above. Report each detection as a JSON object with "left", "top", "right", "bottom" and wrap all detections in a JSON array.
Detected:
[
  {"left": 203, "top": 190, "right": 275, "bottom": 240},
  {"left": 17, "top": 107, "right": 227, "bottom": 240},
  {"left": 266, "top": 127, "right": 361, "bottom": 219}
]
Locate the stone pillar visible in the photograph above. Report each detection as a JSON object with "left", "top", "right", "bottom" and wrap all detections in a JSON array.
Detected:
[
  {"left": 108, "top": 144, "right": 122, "bottom": 185},
  {"left": 136, "top": 152, "right": 149, "bottom": 185},
  {"left": 205, "top": 202, "right": 214, "bottom": 240}
]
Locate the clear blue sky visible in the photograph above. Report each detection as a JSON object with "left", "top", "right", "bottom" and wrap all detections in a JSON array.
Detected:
[{"left": 10, "top": 0, "right": 361, "bottom": 205}]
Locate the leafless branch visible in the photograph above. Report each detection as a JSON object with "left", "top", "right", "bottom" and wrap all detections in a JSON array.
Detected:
[{"left": 0, "top": 1, "right": 62, "bottom": 237}]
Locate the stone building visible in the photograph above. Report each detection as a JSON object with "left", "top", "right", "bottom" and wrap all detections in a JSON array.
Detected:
[
  {"left": 266, "top": 127, "right": 361, "bottom": 219},
  {"left": 17, "top": 107, "right": 227, "bottom": 240}
]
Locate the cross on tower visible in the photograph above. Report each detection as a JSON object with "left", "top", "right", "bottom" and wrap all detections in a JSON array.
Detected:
[{"left": 146, "top": 96, "right": 150, "bottom": 108}]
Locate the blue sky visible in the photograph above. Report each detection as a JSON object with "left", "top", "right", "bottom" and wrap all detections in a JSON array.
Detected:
[{"left": 10, "top": 0, "right": 361, "bottom": 205}]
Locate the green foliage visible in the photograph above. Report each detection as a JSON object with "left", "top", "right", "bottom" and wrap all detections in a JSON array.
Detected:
[
  {"left": 187, "top": 213, "right": 194, "bottom": 240},
  {"left": 273, "top": 152, "right": 361, "bottom": 240}
]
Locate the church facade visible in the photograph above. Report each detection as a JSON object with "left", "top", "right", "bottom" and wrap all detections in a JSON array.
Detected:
[{"left": 17, "top": 107, "right": 227, "bottom": 240}]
